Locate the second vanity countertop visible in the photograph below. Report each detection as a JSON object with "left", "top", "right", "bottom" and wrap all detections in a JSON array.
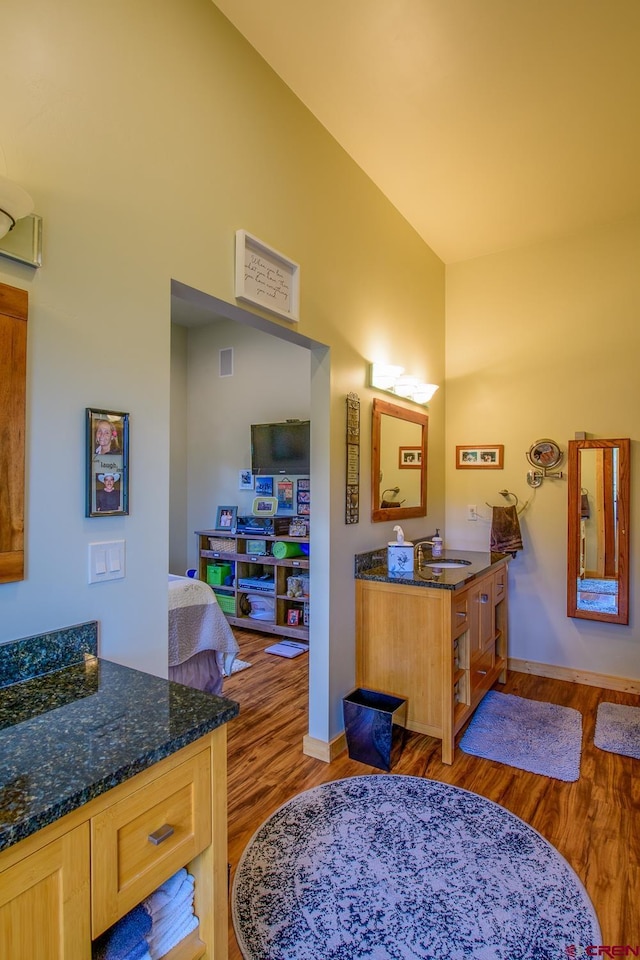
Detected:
[
  {"left": 0, "top": 656, "right": 239, "bottom": 853},
  {"left": 355, "top": 547, "right": 510, "bottom": 590}
]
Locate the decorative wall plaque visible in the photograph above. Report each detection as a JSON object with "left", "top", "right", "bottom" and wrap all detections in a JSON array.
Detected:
[{"left": 346, "top": 393, "right": 360, "bottom": 524}]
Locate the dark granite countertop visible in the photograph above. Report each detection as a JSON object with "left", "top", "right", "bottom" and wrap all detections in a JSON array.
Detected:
[
  {"left": 354, "top": 547, "right": 510, "bottom": 590},
  {"left": 0, "top": 656, "right": 239, "bottom": 852}
]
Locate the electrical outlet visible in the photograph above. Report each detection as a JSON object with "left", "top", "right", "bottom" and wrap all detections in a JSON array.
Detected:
[{"left": 467, "top": 504, "right": 477, "bottom": 521}]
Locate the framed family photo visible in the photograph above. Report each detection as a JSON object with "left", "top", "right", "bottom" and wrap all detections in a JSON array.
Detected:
[
  {"left": 215, "top": 505, "right": 237, "bottom": 531},
  {"left": 86, "top": 408, "right": 129, "bottom": 517},
  {"left": 455, "top": 445, "right": 504, "bottom": 469}
]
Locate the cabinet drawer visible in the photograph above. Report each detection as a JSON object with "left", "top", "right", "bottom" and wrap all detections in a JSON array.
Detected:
[
  {"left": 494, "top": 567, "right": 507, "bottom": 602},
  {"left": 91, "top": 748, "right": 211, "bottom": 937},
  {"left": 471, "top": 649, "right": 495, "bottom": 695},
  {"left": 452, "top": 594, "right": 469, "bottom": 638}
]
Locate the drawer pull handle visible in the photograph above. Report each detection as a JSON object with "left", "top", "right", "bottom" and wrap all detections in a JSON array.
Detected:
[
  {"left": 479, "top": 593, "right": 489, "bottom": 603},
  {"left": 456, "top": 611, "right": 467, "bottom": 618},
  {"left": 477, "top": 670, "right": 487, "bottom": 676},
  {"left": 148, "top": 824, "right": 174, "bottom": 846}
]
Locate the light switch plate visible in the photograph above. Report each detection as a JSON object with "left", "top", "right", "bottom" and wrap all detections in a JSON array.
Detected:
[{"left": 89, "top": 540, "right": 125, "bottom": 583}]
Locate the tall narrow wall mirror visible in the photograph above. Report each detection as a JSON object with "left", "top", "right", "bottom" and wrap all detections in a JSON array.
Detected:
[
  {"left": 371, "top": 397, "right": 428, "bottom": 522},
  {"left": 567, "top": 438, "right": 630, "bottom": 624}
]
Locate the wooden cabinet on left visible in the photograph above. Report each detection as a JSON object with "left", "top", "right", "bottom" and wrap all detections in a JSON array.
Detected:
[
  {"left": 0, "top": 823, "right": 90, "bottom": 959},
  {"left": 0, "top": 282, "right": 27, "bottom": 583},
  {"left": 0, "top": 728, "right": 228, "bottom": 960}
]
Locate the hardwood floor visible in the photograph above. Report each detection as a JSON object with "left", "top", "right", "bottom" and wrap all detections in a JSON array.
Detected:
[{"left": 224, "top": 628, "right": 640, "bottom": 956}]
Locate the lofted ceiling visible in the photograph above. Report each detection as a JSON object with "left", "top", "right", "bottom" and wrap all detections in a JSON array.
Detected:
[{"left": 212, "top": 0, "right": 640, "bottom": 264}]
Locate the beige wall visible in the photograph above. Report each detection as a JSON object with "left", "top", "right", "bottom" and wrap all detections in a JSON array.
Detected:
[
  {"left": 445, "top": 212, "right": 640, "bottom": 682},
  {"left": 1, "top": 0, "right": 445, "bottom": 741}
]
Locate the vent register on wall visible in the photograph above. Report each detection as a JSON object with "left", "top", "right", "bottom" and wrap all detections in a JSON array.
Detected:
[{"left": 196, "top": 420, "right": 310, "bottom": 640}]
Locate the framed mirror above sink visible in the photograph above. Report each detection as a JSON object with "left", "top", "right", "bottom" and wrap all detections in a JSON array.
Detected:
[
  {"left": 371, "top": 397, "right": 428, "bottom": 522},
  {"left": 567, "top": 438, "right": 630, "bottom": 624}
]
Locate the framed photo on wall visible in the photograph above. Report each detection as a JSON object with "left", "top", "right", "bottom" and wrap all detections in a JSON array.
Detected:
[
  {"left": 255, "top": 476, "right": 274, "bottom": 496},
  {"left": 455, "top": 445, "right": 504, "bottom": 469},
  {"left": 399, "top": 446, "right": 422, "bottom": 468},
  {"left": 86, "top": 408, "right": 129, "bottom": 517}
]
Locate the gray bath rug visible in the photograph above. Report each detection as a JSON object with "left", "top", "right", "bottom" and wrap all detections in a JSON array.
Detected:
[
  {"left": 459, "top": 690, "right": 583, "bottom": 781},
  {"left": 594, "top": 701, "right": 640, "bottom": 760}
]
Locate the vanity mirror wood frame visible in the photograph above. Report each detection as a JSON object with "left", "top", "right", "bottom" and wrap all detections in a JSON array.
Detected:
[
  {"left": 0, "top": 282, "right": 27, "bottom": 583},
  {"left": 371, "top": 397, "right": 428, "bottom": 522},
  {"left": 567, "top": 437, "right": 630, "bottom": 624}
]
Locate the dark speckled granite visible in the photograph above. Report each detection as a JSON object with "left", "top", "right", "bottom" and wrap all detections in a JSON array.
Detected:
[
  {"left": 0, "top": 657, "right": 239, "bottom": 852},
  {"left": 0, "top": 621, "right": 98, "bottom": 688},
  {"left": 355, "top": 547, "right": 510, "bottom": 590}
]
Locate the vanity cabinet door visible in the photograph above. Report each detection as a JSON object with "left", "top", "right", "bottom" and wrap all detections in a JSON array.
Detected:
[
  {"left": 0, "top": 823, "right": 91, "bottom": 960},
  {"left": 468, "top": 577, "right": 495, "bottom": 662},
  {"left": 467, "top": 574, "right": 496, "bottom": 699}
]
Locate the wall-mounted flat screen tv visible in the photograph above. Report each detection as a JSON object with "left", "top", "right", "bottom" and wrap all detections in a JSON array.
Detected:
[{"left": 251, "top": 420, "right": 310, "bottom": 475}]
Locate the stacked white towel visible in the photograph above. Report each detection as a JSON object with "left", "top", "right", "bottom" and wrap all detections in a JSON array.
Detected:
[{"left": 142, "top": 868, "right": 199, "bottom": 959}]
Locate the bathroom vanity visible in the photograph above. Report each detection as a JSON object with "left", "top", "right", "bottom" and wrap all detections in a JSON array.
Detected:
[
  {"left": 355, "top": 548, "right": 510, "bottom": 764},
  {"left": 0, "top": 624, "right": 239, "bottom": 959}
]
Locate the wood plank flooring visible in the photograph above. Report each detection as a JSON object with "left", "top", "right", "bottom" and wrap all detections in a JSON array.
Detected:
[{"left": 224, "top": 628, "right": 640, "bottom": 956}]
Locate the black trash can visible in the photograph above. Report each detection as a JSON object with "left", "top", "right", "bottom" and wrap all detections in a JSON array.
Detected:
[{"left": 342, "top": 688, "right": 407, "bottom": 772}]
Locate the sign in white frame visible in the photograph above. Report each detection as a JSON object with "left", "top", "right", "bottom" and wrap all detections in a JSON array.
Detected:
[{"left": 235, "top": 230, "right": 300, "bottom": 322}]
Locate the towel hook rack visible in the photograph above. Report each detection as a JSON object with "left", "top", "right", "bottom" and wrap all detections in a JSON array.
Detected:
[{"left": 485, "top": 489, "right": 529, "bottom": 515}]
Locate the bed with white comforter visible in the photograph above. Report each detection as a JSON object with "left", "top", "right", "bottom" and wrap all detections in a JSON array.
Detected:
[{"left": 168, "top": 574, "right": 239, "bottom": 695}]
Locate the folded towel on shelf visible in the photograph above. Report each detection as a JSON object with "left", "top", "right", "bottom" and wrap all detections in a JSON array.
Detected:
[
  {"left": 147, "top": 911, "right": 199, "bottom": 959},
  {"left": 93, "top": 904, "right": 152, "bottom": 960},
  {"left": 142, "top": 868, "right": 189, "bottom": 918},
  {"left": 490, "top": 505, "right": 523, "bottom": 555},
  {"left": 150, "top": 874, "right": 194, "bottom": 925},
  {"left": 121, "top": 942, "right": 151, "bottom": 960},
  {"left": 149, "top": 893, "right": 195, "bottom": 945}
]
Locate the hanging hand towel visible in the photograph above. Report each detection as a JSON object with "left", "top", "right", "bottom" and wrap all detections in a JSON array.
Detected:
[
  {"left": 490, "top": 505, "right": 523, "bottom": 555},
  {"left": 580, "top": 492, "right": 590, "bottom": 519}
]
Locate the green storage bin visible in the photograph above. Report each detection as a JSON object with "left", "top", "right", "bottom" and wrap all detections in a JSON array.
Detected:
[
  {"left": 207, "top": 562, "right": 232, "bottom": 586},
  {"left": 215, "top": 592, "right": 236, "bottom": 615}
]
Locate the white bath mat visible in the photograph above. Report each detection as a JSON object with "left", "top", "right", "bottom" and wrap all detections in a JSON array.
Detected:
[{"left": 265, "top": 640, "right": 309, "bottom": 659}]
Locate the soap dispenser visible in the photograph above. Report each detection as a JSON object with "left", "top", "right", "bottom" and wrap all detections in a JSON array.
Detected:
[
  {"left": 431, "top": 529, "right": 443, "bottom": 558},
  {"left": 387, "top": 525, "right": 414, "bottom": 576}
]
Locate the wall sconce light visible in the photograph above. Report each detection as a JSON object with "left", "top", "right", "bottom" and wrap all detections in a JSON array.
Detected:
[
  {"left": 369, "top": 362, "right": 439, "bottom": 407},
  {"left": 0, "top": 175, "right": 42, "bottom": 268}
]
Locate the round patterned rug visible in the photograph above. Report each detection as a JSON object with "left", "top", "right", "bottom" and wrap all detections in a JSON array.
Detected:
[{"left": 232, "top": 776, "right": 600, "bottom": 960}]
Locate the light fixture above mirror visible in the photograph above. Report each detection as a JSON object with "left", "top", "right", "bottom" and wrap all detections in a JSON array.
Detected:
[
  {"left": 0, "top": 175, "right": 33, "bottom": 239},
  {"left": 0, "top": 174, "right": 41, "bottom": 268},
  {"left": 369, "top": 362, "right": 438, "bottom": 407}
]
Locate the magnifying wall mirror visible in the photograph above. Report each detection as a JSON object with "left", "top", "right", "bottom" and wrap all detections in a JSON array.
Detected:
[
  {"left": 371, "top": 398, "right": 428, "bottom": 522},
  {"left": 567, "top": 438, "right": 630, "bottom": 624}
]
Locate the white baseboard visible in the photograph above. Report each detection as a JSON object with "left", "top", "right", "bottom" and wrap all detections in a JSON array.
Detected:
[
  {"left": 302, "top": 732, "right": 347, "bottom": 763},
  {"left": 509, "top": 658, "right": 640, "bottom": 695}
]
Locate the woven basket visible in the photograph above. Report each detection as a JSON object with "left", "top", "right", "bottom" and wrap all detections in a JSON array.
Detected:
[{"left": 208, "top": 537, "right": 235, "bottom": 552}]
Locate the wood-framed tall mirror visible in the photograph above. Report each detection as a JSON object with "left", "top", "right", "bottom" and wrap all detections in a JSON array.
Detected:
[
  {"left": 567, "top": 438, "right": 630, "bottom": 624},
  {"left": 371, "top": 397, "right": 428, "bottom": 522}
]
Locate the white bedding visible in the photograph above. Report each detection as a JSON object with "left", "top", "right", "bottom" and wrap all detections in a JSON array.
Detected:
[{"left": 168, "top": 575, "right": 239, "bottom": 668}]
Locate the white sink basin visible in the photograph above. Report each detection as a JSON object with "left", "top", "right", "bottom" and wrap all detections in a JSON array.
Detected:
[{"left": 424, "top": 559, "right": 472, "bottom": 569}]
